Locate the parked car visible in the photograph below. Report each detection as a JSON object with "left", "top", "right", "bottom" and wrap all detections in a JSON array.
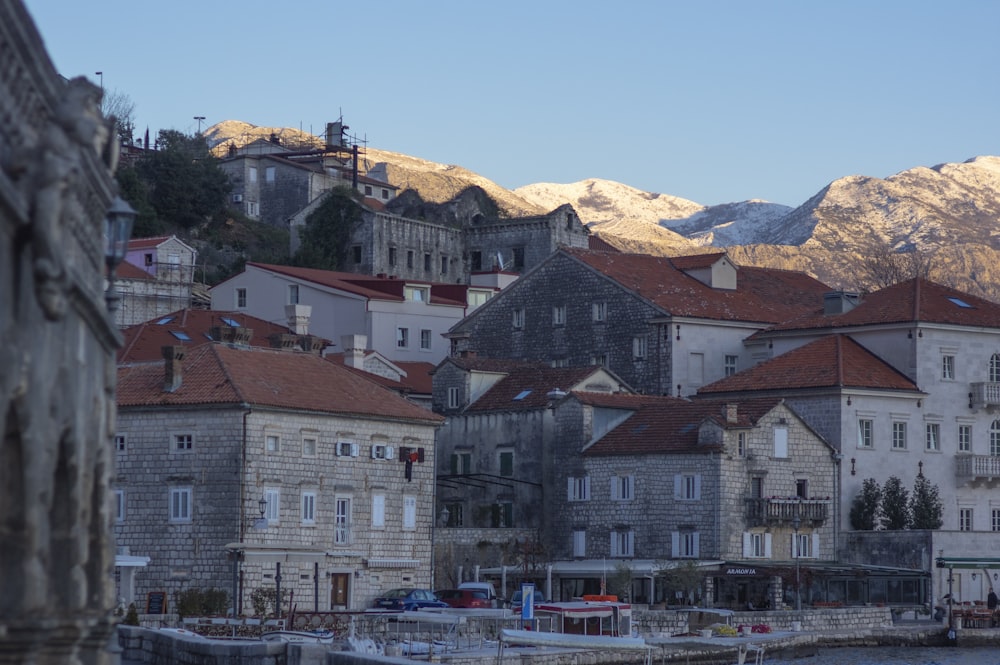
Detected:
[
  {"left": 510, "top": 588, "right": 548, "bottom": 610},
  {"left": 435, "top": 588, "right": 492, "bottom": 609},
  {"left": 372, "top": 588, "right": 449, "bottom": 611},
  {"left": 457, "top": 581, "right": 500, "bottom": 608}
]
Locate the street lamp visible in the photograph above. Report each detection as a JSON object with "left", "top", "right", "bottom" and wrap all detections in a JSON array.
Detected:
[
  {"left": 95, "top": 71, "right": 103, "bottom": 90},
  {"left": 194, "top": 116, "right": 206, "bottom": 133},
  {"left": 792, "top": 513, "right": 802, "bottom": 611},
  {"left": 104, "top": 196, "right": 136, "bottom": 315}
]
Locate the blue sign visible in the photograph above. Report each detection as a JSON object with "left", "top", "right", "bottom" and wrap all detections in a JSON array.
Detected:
[{"left": 521, "top": 583, "right": 535, "bottom": 621}]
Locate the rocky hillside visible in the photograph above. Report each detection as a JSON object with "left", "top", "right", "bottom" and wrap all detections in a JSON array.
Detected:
[{"left": 204, "top": 121, "right": 1000, "bottom": 299}]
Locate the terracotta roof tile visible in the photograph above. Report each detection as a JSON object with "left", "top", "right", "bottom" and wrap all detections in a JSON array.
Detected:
[
  {"left": 466, "top": 366, "right": 612, "bottom": 412},
  {"left": 587, "top": 235, "right": 621, "bottom": 252},
  {"left": 438, "top": 356, "right": 544, "bottom": 374},
  {"left": 669, "top": 252, "right": 727, "bottom": 270},
  {"left": 127, "top": 235, "right": 174, "bottom": 250},
  {"left": 117, "top": 343, "right": 442, "bottom": 424},
  {"left": 325, "top": 355, "right": 435, "bottom": 395},
  {"left": 698, "top": 334, "right": 920, "bottom": 394},
  {"left": 562, "top": 248, "right": 831, "bottom": 324}
]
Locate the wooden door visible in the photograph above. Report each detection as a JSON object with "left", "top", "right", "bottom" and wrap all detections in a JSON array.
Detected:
[{"left": 330, "top": 573, "right": 349, "bottom": 608}]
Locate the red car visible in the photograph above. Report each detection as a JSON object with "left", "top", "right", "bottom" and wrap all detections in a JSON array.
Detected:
[{"left": 434, "top": 588, "right": 492, "bottom": 609}]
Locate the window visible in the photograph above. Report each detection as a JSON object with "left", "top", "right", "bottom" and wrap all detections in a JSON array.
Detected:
[
  {"left": 236, "top": 288, "right": 247, "bottom": 309},
  {"left": 591, "top": 353, "right": 608, "bottom": 367},
  {"left": 144, "top": 252, "right": 154, "bottom": 266},
  {"left": 420, "top": 329, "right": 432, "bottom": 351},
  {"left": 674, "top": 474, "right": 700, "bottom": 500},
  {"left": 611, "top": 475, "right": 635, "bottom": 501},
  {"left": 445, "top": 502, "right": 463, "bottom": 527},
  {"left": 512, "top": 246, "right": 525, "bottom": 269},
  {"left": 265, "top": 434, "right": 280, "bottom": 452},
  {"left": 336, "top": 441, "right": 359, "bottom": 457},
  {"left": 773, "top": 427, "right": 788, "bottom": 458},
  {"left": 858, "top": 419, "right": 873, "bottom": 448},
  {"left": 424, "top": 253, "right": 431, "bottom": 271},
  {"left": 551, "top": 358, "right": 569, "bottom": 368},
  {"left": 993, "top": 509, "right": 1000, "bottom": 532},
  {"left": 115, "top": 490, "right": 125, "bottom": 522},
  {"left": 471, "top": 251, "right": 482, "bottom": 271},
  {"left": 793, "top": 533, "right": 815, "bottom": 558},
  {"left": 265, "top": 166, "right": 275, "bottom": 182},
  {"left": 249, "top": 166, "right": 257, "bottom": 183},
  {"left": 796, "top": 478, "right": 808, "bottom": 498},
  {"left": 491, "top": 502, "right": 513, "bottom": 528},
  {"left": 301, "top": 492, "right": 316, "bottom": 525},
  {"left": 352, "top": 245, "right": 362, "bottom": 263},
  {"left": 381, "top": 188, "right": 389, "bottom": 200},
  {"left": 633, "top": 336, "right": 648, "bottom": 360},
  {"left": 372, "top": 494, "right": 385, "bottom": 529},
  {"left": 992, "top": 421, "right": 1000, "bottom": 456},
  {"left": 173, "top": 433, "right": 193, "bottom": 451},
  {"left": 450, "top": 452, "right": 471, "bottom": 475},
  {"left": 364, "top": 184, "right": 373, "bottom": 196},
  {"left": 738, "top": 431, "right": 747, "bottom": 457},
  {"left": 553, "top": 305, "right": 566, "bottom": 326},
  {"left": 959, "top": 425, "right": 972, "bottom": 453},
  {"left": 403, "top": 496, "right": 417, "bottom": 529},
  {"left": 610, "top": 530, "right": 634, "bottom": 557},
  {"left": 404, "top": 285, "right": 429, "bottom": 301},
  {"left": 743, "top": 532, "right": 772, "bottom": 558},
  {"left": 926, "top": 423, "right": 941, "bottom": 451},
  {"left": 573, "top": 530, "right": 586, "bottom": 558},
  {"left": 592, "top": 302, "right": 607, "bottom": 322},
  {"left": 567, "top": 476, "right": 591, "bottom": 501},
  {"left": 750, "top": 476, "right": 764, "bottom": 499},
  {"left": 892, "top": 422, "right": 908, "bottom": 450},
  {"left": 169, "top": 488, "right": 192, "bottom": 522},
  {"left": 263, "top": 488, "right": 280, "bottom": 522},
  {"left": 724, "top": 355, "right": 738, "bottom": 377},
  {"left": 942, "top": 355, "right": 955, "bottom": 380},
  {"left": 512, "top": 308, "right": 525, "bottom": 329},
  {"left": 115, "top": 434, "right": 127, "bottom": 453},
  {"left": 673, "top": 531, "right": 699, "bottom": 558},
  {"left": 288, "top": 284, "right": 299, "bottom": 305},
  {"left": 991, "top": 354, "right": 1000, "bottom": 383},
  {"left": 396, "top": 327, "right": 409, "bottom": 348},
  {"left": 441, "top": 256, "right": 448, "bottom": 274},
  {"left": 388, "top": 247, "right": 397, "bottom": 266},
  {"left": 959, "top": 508, "right": 973, "bottom": 532},
  {"left": 247, "top": 201, "right": 259, "bottom": 217},
  {"left": 370, "top": 443, "right": 394, "bottom": 460},
  {"left": 302, "top": 436, "right": 317, "bottom": 457},
  {"left": 334, "top": 497, "right": 351, "bottom": 545},
  {"left": 499, "top": 450, "right": 514, "bottom": 477}
]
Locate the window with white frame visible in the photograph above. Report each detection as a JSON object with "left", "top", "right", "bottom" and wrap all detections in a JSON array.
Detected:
[
  {"left": 674, "top": 474, "right": 701, "bottom": 500},
  {"left": 793, "top": 532, "right": 817, "bottom": 558},
  {"left": 512, "top": 308, "right": 525, "bottom": 330},
  {"left": 288, "top": 284, "right": 299, "bottom": 305},
  {"left": 942, "top": 355, "right": 955, "bottom": 380},
  {"left": 236, "top": 288, "right": 247, "bottom": 308},
  {"left": 991, "top": 354, "right": 1000, "bottom": 383},
  {"left": 451, "top": 452, "right": 471, "bottom": 475},
  {"left": 173, "top": 433, "right": 194, "bottom": 452},
  {"left": 672, "top": 531, "right": 699, "bottom": 558},
  {"left": 892, "top": 421, "right": 908, "bottom": 450},
  {"left": 633, "top": 336, "right": 648, "bottom": 360},
  {"left": 610, "top": 530, "right": 634, "bottom": 557},
  {"left": 993, "top": 509, "right": 1000, "bottom": 532},
  {"left": 992, "top": 421, "right": 1000, "bottom": 456},
  {"left": 249, "top": 166, "right": 257, "bottom": 182},
  {"left": 403, "top": 495, "right": 417, "bottom": 529},
  {"left": 567, "top": 476, "right": 591, "bottom": 501},
  {"left": 773, "top": 427, "right": 788, "bottom": 458},
  {"left": 553, "top": 305, "right": 566, "bottom": 326},
  {"left": 925, "top": 423, "right": 941, "bottom": 451},
  {"left": 724, "top": 354, "right": 738, "bottom": 377},
  {"left": 592, "top": 302, "right": 607, "bottom": 322},
  {"left": 858, "top": 419, "right": 873, "bottom": 448},
  {"left": 302, "top": 436, "right": 317, "bottom": 457},
  {"left": 301, "top": 492, "right": 316, "bottom": 525},
  {"left": 447, "top": 387, "right": 460, "bottom": 409},
  {"left": 115, "top": 490, "right": 125, "bottom": 522},
  {"left": 743, "top": 532, "right": 772, "bottom": 558},
  {"left": 959, "top": 508, "right": 973, "bottom": 532},
  {"left": 334, "top": 497, "right": 351, "bottom": 545},
  {"left": 573, "top": 530, "right": 586, "bottom": 558},
  {"left": 265, "top": 433, "right": 280, "bottom": 453},
  {"left": 796, "top": 478, "right": 809, "bottom": 498},
  {"left": 590, "top": 353, "right": 608, "bottom": 367},
  {"left": 958, "top": 424, "right": 972, "bottom": 453},
  {"left": 611, "top": 475, "right": 635, "bottom": 501},
  {"left": 263, "top": 488, "right": 280, "bottom": 523},
  {"left": 396, "top": 327, "right": 409, "bottom": 348},
  {"left": 371, "top": 442, "right": 394, "bottom": 460},
  {"left": 169, "top": 488, "right": 192, "bottom": 522},
  {"left": 404, "top": 285, "right": 429, "bottom": 302},
  {"left": 738, "top": 431, "right": 747, "bottom": 457},
  {"left": 420, "top": 329, "right": 432, "bottom": 351},
  {"left": 336, "top": 441, "right": 359, "bottom": 457},
  {"left": 115, "top": 434, "right": 127, "bottom": 453},
  {"left": 371, "top": 494, "right": 385, "bottom": 529}
]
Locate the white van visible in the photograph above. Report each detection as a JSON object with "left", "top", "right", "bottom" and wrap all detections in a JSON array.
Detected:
[{"left": 458, "top": 581, "right": 499, "bottom": 608}]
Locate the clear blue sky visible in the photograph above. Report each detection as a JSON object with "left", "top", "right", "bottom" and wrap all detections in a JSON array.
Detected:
[{"left": 23, "top": 0, "right": 1000, "bottom": 207}]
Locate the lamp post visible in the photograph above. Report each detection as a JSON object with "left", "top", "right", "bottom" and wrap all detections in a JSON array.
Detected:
[
  {"left": 95, "top": 71, "right": 103, "bottom": 91},
  {"left": 194, "top": 116, "right": 205, "bottom": 133},
  {"left": 792, "top": 513, "right": 802, "bottom": 611},
  {"left": 104, "top": 196, "right": 136, "bottom": 316}
]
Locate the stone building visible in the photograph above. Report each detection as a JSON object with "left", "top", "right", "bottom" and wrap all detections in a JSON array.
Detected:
[
  {"left": 114, "top": 235, "right": 197, "bottom": 327},
  {"left": 114, "top": 341, "right": 442, "bottom": 612},
  {"left": 445, "top": 248, "right": 833, "bottom": 396},
  {"left": 1, "top": 2, "right": 125, "bottom": 661}
]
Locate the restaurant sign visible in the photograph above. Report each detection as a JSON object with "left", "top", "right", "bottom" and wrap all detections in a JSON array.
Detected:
[{"left": 726, "top": 567, "right": 757, "bottom": 576}]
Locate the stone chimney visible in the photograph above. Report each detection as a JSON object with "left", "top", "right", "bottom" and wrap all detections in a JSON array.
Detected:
[
  {"left": 162, "top": 346, "right": 186, "bottom": 392},
  {"left": 211, "top": 325, "right": 254, "bottom": 346},
  {"left": 285, "top": 304, "right": 312, "bottom": 335},
  {"left": 724, "top": 403, "right": 738, "bottom": 424},
  {"left": 341, "top": 334, "right": 367, "bottom": 369}
]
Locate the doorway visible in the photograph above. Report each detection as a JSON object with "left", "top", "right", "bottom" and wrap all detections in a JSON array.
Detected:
[{"left": 330, "top": 573, "right": 350, "bottom": 609}]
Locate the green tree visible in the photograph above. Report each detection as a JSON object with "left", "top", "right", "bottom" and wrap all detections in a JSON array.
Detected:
[
  {"left": 881, "top": 475, "right": 911, "bottom": 530},
  {"left": 292, "top": 187, "right": 363, "bottom": 270},
  {"left": 909, "top": 474, "right": 944, "bottom": 529},
  {"left": 655, "top": 560, "right": 704, "bottom": 606},
  {"left": 849, "top": 478, "right": 882, "bottom": 530}
]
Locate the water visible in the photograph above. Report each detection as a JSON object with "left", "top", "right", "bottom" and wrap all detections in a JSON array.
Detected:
[{"left": 767, "top": 646, "right": 1000, "bottom": 665}]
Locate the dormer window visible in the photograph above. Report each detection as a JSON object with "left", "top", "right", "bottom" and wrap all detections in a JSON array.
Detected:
[{"left": 405, "top": 286, "right": 429, "bottom": 302}]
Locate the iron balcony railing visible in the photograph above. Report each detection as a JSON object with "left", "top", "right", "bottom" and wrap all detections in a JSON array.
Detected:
[
  {"left": 956, "top": 455, "right": 1000, "bottom": 482},
  {"left": 745, "top": 498, "right": 830, "bottom": 527}
]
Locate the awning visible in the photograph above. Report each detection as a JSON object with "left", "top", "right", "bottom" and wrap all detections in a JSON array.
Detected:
[
  {"left": 115, "top": 555, "right": 151, "bottom": 567},
  {"left": 936, "top": 557, "right": 1000, "bottom": 569},
  {"left": 535, "top": 559, "right": 724, "bottom": 577},
  {"left": 224, "top": 542, "right": 340, "bottom": 560}
]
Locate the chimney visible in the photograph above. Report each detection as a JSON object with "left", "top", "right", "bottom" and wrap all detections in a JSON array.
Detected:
[
  {"left": 823, "top": 291, "right": 860, "bottom": 315},
  {"left": 341, "top": 334, "right": 367, "bottom": 368},
  {"left": 162, "top": 346, "right": 186, "bottom": 392},
  {"left": 285, "top": 304, "right": 312, "bottom": 335},
  {"left": 724, "top": 403, "right": 738, "bottom": 424}
]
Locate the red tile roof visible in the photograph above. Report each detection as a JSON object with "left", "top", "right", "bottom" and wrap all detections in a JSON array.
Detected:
[
  {"left": 561, "top": 248, "right": 832, "bottom": 324},
  {"left": 582, "top": 395, "right": 783, "bottom": 456},
  {"left": 324, "top": 354, "right": 435, "bottom": 395},
  {"left": 587, "top": 235, "right": 620, "bottom": 253},
  {"left": 767, "top": 278, "right": 1000, "bottom": 332},
  {"left": 698, "top": 334, "right": 920, "bottom": 395},
  {"left": 436, "top": 356, "right": 544, "bottom": 374},
  {"left": 669, "top": 252, "right": 726, "bottom": 270},
  {"left": 127, "top": 235, "right": 174, "bottom": 250},
  {"left": 117, "top": 309, "right": 313, "bottom": 363},
  {"left": 466, "top": 366, "right": 612, "bottom": 412},
  {"left": 117, "top": 261, "right": 154, "bottom": 281},
  {"left": 117, "top": 343, "right": 443, "bottom": 424}
]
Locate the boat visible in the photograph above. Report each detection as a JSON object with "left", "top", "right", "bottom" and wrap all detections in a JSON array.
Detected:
[
  {"left": 530, "top": 598, "right": 634, "bottom": 637},
  {"left": 260, "top": 629, "right": 335, "bottom": 644},
  {"left": 498, "top": 628, "right": 652, "bottom": 665}
]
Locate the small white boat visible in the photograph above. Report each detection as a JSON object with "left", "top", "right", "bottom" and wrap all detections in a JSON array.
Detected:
[{"left": 261, "top": 629, "right": 335, "bottom": 644}]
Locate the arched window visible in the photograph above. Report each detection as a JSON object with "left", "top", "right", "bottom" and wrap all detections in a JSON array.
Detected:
[
  {"left": 991, "top": 421, "right": 1000, "bottom": 457},
  {"left": 990, "top": 354, "right": 1000, "bottom": 383}
]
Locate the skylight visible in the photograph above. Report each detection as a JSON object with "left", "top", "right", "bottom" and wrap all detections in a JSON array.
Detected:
[
  {"left": 221, "top": 317, "right": 241, "bottom": 327},
  {"left": 513, "top": 390, "right": 533, "bottom": 401},
  {"left": 170, "top": 331, "right": 191, "bottom": 341},
  {"left": 947, "top": 297, "right": 974, "bottom": 309},
  {"left": 155, "top": 316, "right": 175, "bottom": 325}
]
